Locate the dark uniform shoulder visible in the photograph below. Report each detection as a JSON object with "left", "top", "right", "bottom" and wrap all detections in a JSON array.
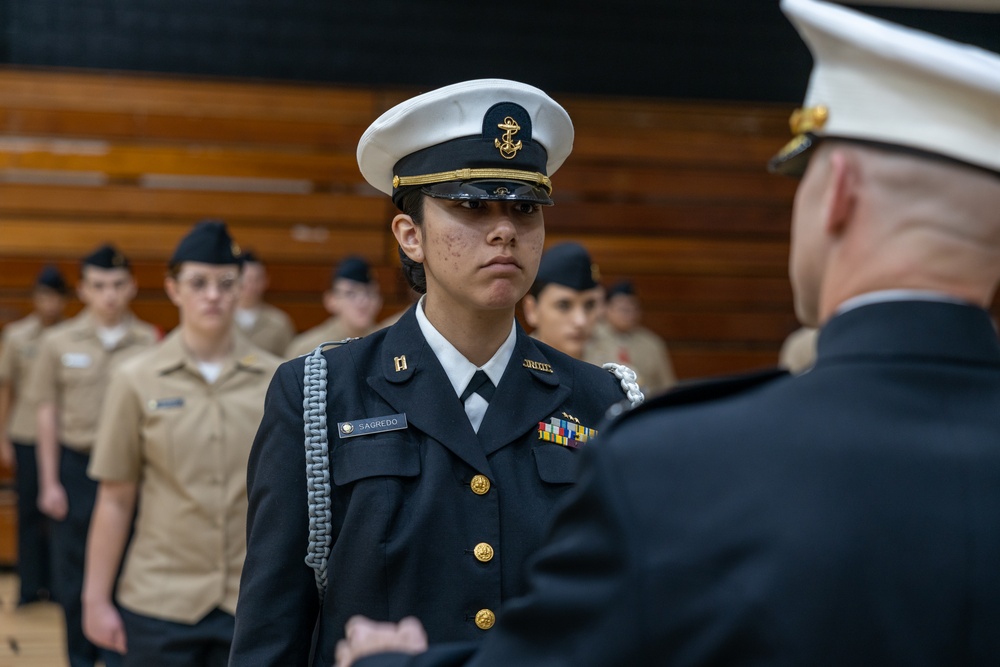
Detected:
[{"left": 606, "top": 366, "right": 789, "bottom": 423}]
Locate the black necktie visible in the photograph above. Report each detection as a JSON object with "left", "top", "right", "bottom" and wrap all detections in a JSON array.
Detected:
[{"left": 460, "top": 370, "right": 496, "bottom": 403}]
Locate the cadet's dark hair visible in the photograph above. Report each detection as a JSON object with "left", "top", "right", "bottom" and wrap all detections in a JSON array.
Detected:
[
  {"left": 396, "top": 189, "right": 427, "bottom": 295},
  {"left": 527, "top": 280, "right": 548, "bottom": 299}
]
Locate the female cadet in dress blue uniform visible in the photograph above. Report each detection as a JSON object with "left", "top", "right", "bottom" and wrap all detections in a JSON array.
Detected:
[{"left": 229, "top": 79, "right": 640, "bottom": 666}]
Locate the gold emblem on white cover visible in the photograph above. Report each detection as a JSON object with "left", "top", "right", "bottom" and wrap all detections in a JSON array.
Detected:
[{"left": 495, "top": 117, "right": 523, "bottom": 159}]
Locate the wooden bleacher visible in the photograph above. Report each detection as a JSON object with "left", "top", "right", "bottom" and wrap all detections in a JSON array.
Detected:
[{"left": 0, "top": 67, "right": 802, "bottom": 385}]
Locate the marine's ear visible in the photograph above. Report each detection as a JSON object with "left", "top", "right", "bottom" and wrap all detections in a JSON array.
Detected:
[{"left": 823, "top": 147, "right": 859, "bottom": 237}]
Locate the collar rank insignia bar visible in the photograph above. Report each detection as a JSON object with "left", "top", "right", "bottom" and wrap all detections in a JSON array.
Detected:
[
  {"left": 537, "top": 417, "right": 598, "bottom": 449},
  {"left": 339, "top": 413, "right": 408, "bottom": 439}
]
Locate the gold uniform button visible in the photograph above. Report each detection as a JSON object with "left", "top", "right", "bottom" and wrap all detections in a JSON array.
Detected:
[
  {"left": 473, "top": 542, "right": 494, "bottom": 563},
  {"left": 475, "top": 609, "right": 495, "bottom": 630},
  {"left": 470, "top": 474, "right": 490, "bottom": 495}
]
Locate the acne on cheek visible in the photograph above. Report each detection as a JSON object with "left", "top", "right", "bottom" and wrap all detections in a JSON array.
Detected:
[{"left": 444, "top": 234, "right": 464, "bottom": 260}]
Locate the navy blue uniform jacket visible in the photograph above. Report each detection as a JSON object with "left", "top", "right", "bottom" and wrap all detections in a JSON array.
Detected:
[
  {"left": 229, "top": 307, "right": 626, "bottom": 666},
  {"left": 359, "top": 300, "right": 1000, "bottom": 666}
]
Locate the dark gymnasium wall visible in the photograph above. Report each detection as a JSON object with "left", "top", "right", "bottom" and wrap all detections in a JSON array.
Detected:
[{"left": 4, "top": 1, "right": 815, "bottom": 102}]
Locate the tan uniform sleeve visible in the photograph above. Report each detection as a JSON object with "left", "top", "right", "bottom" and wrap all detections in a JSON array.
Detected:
[
  {"left": 651, "top": 339, "right": 677, "bottom": 393},
  {"left": 89, "top": 365, "right": 143, "bottom": 481},
  {"left": 0, "top": 328, "right": 15, "bottom": 384},
  {"left": 23, "top": 333, "right": 59, "bottom": 406}
]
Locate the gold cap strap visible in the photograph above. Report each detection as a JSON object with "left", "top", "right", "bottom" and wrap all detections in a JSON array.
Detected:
[{"left": 393, "top": 168, "right": 552, "bottom": 193}]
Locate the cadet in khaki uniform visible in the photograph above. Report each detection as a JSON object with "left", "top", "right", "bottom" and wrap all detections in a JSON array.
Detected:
[
  {"left": 233, "top": 249, "right": 295, "bottom": 356},
  {"left": 285, "top": 256, "right": 382, "bottom": 357},
  {"left": 0, "top": 265, "right": 69, "bottom": 605},
  {"left": 83, "top": 221, "right": 280, "bottom": 667},
  {"left": 25, "top": 245, "right": 157, "bottom": 667},
  {"left": 585, "top": 280, "right": 677, "bottom": 395},
  {"left": 522, "top": 243, "right": 605, "bottom": 360}
]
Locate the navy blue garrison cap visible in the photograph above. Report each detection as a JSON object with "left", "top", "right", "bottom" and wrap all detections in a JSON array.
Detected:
[
  {"left": 535, "top": 243, "right": 600, "bottom": 292},
  {"left": 35, "top": 265, "right": 69, "bottom": 294},
  {"left": 82, "top": 244, "right": 130, "bottom": 271},
  {"left": 606, "top": 280, "right": 636, "bottom": 300},
  {"left": 334, "top": 256, "right": 372, "bottom": 285},
  {"left": 169, "top": 220, "right": 243, "bottom": 268}
]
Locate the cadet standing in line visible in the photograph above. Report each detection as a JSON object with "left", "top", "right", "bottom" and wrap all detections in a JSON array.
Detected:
[
  {"left": 336, "top": 1, "right": 1000, "bottom": 664},
  {"left": 285, "top": 256, "right": 383, "bottom": 358},
  {"left": 233, "top": 249, "right": 296, "bottom": 356},
  {"left": 230, "top": 79, "right": 639, "bottom": 666},
  {"left": 25, "top": 244, "right": 158, "bottom": 667},
  {"left": 0, "top": 265, "right": 69, "bottom": 606},
  {"left": 82, "top": 221, "right": 280, "bottom": 667},
  {"left": 522, "top": 242, "right": 605, "bottom": 360},
  {"left": 585, "top": 280, "right": 677, "bottom": 395}
]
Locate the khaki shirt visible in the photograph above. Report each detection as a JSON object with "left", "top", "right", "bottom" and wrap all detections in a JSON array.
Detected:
[
  {"left": 88, "top": 330, "right": 280, "bottom": 623},
  {"left": 235, "top": 303, "right": 295, "bottom": 357},
  {"left": 585, "top": 321, "right": 677, "bottom": 396},
  {"left": 0, "top": 314, "right": 47, "bottom": 442},
  {"left": 24, "top": 311, "right": 159, "bottom": 451},
  {"left": 286, "top": 316, "right": 354, "bottom": 358}
]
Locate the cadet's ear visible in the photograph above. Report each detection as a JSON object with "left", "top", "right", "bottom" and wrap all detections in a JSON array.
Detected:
[
  {"left": 522, "top": 294, "right": 539, "bottom": 328},
  {"left": 392, "top": 214, "right": 424, "bottom": 264},
  {"left": 164, "top": 276, "right": 182, "bottom": 307}
]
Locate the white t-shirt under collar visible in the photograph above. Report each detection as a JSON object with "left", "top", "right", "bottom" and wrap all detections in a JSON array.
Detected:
[{"left": 835, "top": 289, "right": 970, "bottom": 316}]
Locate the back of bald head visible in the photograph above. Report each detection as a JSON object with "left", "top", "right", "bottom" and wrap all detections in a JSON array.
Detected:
[{"left": 820, "top": 140, "right": 1000, "bottom": 245}]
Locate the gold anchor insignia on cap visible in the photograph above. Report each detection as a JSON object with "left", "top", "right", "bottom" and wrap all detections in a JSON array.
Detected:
[
  {"left": 394, "top": 355, "right": 408, "bottom": 372},
  {"left": 495, "top": 116, "right": 523, "bottom": 160},
  {"left": 231, "top": 242, "right": 242, "bottom": 257},
  {"left": 789, "top": 105, "right": 829, "bottom": 136}
]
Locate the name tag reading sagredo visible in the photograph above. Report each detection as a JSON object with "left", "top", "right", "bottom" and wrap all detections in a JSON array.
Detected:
[{"left": 338, "top": 413, "right": 408, "bottom": 439}]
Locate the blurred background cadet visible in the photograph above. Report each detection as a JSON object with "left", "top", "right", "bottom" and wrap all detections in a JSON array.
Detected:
[
  {"left": 0, "top": 265, "right": 69, "bottom": 607},
  {"left": 778, "top": 326, "right": 819, "bottom": 374},
  {"left": 285, "top": 255, "right": 383, "bottom": 358},
  {"left": 82, "top": 221, "right": 280, "bottom": 667},
  {"left": 585, "top": 280, "right": 677, "bottom": 395},
  {"left": 24, "top": 245, "right": 159, "bottom": 667},
  {"left": 233, "top": 249, "right": 295, "bottom": 356},
  {"left": 522, "top": 242, "right": 604, "bottom": 360}
]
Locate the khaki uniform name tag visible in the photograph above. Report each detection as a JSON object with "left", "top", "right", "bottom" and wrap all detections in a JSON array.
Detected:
[
  {"left": 148, "top": 397, "right": 185, "bottom": 410},
  {"left": 61, "top": 352, "right": 93, "bottom": 368}
]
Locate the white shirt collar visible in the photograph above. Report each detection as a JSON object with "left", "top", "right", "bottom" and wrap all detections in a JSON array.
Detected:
[
  {"left": 835, "top": 289, "right": 970, "bottom": 316},
  {"left": 414, "top": 295, "right": 517, "bottom": 398}
]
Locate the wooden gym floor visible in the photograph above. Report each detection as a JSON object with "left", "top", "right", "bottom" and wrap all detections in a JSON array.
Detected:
[{"left": 0, "top": 572, "right": 67, "bottom": 667}]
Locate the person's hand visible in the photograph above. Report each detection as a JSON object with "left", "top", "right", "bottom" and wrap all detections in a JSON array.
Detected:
[
  {"left": 0, "top": 436, "right": 15, "bottom": 471},
  {"left": 335, "top": 616, "right": 428, "bottom": 667},
  {"left": 83, "top": 597, "right": 128, "bottom": 654},
  {"left": 38, "top": 482, "right": 68, "bottom": 520}
]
